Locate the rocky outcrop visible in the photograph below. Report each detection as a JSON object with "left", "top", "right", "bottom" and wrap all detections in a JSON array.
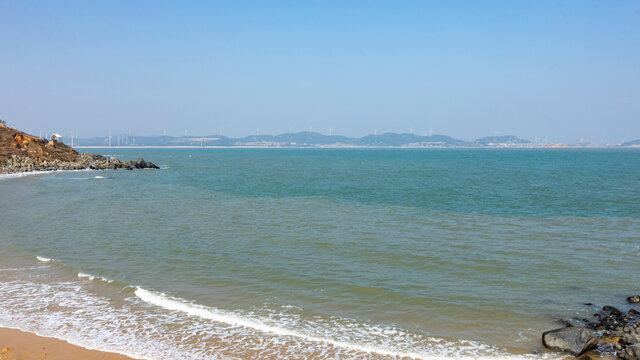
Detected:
[
  {"left": 0, "top": 124, "right": 158, "bottom": 173},
  {"left": 1, "top": 153, "right": 159, "bottom": 173},
  {"left": 542, "top": 327, "right": 597, "bottom": 356},
  {"left": 543, "top": 298, "right": 640, "bottom": 359}
]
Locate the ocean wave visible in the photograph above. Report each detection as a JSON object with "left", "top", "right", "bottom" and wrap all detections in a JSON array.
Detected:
[
  {"left": 0, "top": 273, "right": 559, "bottom": 360},
  {"left": 36, "top": 256, "right": 53, "bottom": 263},
  {"left": 134, "top": 287, "right": 550, "bottom": 360},
  {"left": 77, "top": 272, "right": 114, "bottom": 283}
]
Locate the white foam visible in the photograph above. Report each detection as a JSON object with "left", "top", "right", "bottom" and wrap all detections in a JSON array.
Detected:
[
  {"left": 0, "top": 268, "right": 560, "bottom": 360},
  {"left": 0, "top": 169, "right": 94, "bottom": 180},
  {"left": 0, "top": 171, "right": 56, "bottom": 179},
  {"left": 0, "top": 269, "right": 564, "bottom": 360},
  {"left": 36, "top": 256, "right": 53, "bottom": 263},
  {"left": 77, "top": 272, "right": 114, "bottom": 283},
  {"left": 93, "top": 175, "right": 106, "bottom": 179},
  {"left": 134, "top": 287, "right": 550, "bottom": 360}
]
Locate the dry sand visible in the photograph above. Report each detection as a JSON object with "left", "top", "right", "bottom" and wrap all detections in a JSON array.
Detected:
[{"left": 0, "top": 327, "right": 139, "bottom": 360}]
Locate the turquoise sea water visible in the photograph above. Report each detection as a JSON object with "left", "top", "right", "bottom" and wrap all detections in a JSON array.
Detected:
[{"left": 0, "top": 149, "right": 638, "bottom": 359}]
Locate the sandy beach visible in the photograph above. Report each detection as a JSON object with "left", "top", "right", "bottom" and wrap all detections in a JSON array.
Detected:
[{"left": 0, "top": 328, "right": 138, "bottom": 360}]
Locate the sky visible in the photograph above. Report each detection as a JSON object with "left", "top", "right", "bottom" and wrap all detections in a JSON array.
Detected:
[{"left": 1, "top": 1, "right": 639, "bottom": 143}]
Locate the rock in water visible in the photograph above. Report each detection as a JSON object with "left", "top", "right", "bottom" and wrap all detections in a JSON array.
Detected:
[
  {"left": 628, "top": 295, "right": 640, "bottom": 304},
  {"left": 542, "top": 327, "right": 598, "bottom": 356}
]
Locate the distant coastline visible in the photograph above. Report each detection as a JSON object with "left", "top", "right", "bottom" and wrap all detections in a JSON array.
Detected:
[
  {"left": 74, "top": 144, "right": 640, "bottom": 149},
  {"left": 65, "top": 131, "right": 640, "bottom": 148}
]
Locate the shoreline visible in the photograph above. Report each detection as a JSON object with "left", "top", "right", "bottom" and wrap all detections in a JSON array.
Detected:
[{"left": 0, "top": 327, "right": 140, "bottom": 360}]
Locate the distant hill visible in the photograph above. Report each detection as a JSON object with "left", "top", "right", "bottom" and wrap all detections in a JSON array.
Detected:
[
  {"left": 473, "top": 136, "right": 531, "bottom": 146},
  {"left": 620, "top": 139, "right": 640, "bottom": 147},
  {"left": 355, "top": 133, "right": 469, "bottom": 147},
  {"left": 74, "top": 131, "right": 537, "bottom": 148},
  {"left": 237, "top": 132, "right": 353, "bottom": 146}
]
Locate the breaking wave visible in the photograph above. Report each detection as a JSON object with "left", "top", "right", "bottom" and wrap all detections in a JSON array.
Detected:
[
  {"left": 0, "top": 256, "right": 563, "bottom": 360},
  {"left": 77, "top": 272, "right": 115, "bottom": 283}
]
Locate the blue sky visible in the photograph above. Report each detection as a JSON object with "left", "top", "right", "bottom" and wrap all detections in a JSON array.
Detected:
[{"left": 1, "top": 1, "right": 639, "bottom": 142}]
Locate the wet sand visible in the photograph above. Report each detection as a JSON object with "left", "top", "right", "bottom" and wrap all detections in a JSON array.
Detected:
[{"left": 0, "top": 327, "right": 139, "bottom": 360}]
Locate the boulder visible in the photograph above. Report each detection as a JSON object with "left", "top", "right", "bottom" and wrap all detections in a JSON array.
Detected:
[
  {"left": 602, "top": 306, "right": 622, "bottom": 316},
  {"left": 135, "top": 158, "right": 146, "bottom": 168},
  {"left": 628, "top": 296, "right": 640, "bottom": 304},
  {"left": 542, "top": 327, "right": 597, "bottom": 356}
]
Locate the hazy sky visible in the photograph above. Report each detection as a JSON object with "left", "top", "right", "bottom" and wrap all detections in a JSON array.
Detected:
[{"left": 1, "top": 1, "right": 639, "bottom": 142}]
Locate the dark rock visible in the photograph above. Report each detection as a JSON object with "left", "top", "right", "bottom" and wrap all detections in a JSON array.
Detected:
[
  {"left": 629, "top": 296, "right": 640, "bottom": 304},
  {"left": 542, "top": 327, "right": 598, "bottom": 356},
  {"left": 603, "top": 306, "right": 622, "bottom": 315},
  {"left": 135, "top": 158, "right": 146, "bottom": 168}
]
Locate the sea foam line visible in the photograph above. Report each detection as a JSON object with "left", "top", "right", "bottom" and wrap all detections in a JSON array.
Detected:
[
  {"left": 36, "top": 256, "right": 53, "bottom": 263},
  {"left": 0, "top": 171, "right": 57, "bottom": 179},
  {"left": 78, "top": 272, "right": 114, "bottom": 283},
  {"left": 134, "top": 287, "right": 548, "bottom": 360},
  {"left": 0, "top": 276, "right": 560, "bottom": 360},
  {"left": 0, "top": 169, "right": 93, "bottom": 180}
]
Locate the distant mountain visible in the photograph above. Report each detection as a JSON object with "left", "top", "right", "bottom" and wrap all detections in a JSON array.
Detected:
[
  {"left": 620, "top": 139, "right": 640, "bottom": 147},
  {"left": 237, "top": 132, "right": 353, "bottom": 146},
  {"left": 473, "top": 136, "right": 531, "bottom": 146},
  {"left": 355, "top": 133, "right": 469, "bottom": 146},
  {"left": 74, "top": 131, "right": 536, "bottom": 148}
]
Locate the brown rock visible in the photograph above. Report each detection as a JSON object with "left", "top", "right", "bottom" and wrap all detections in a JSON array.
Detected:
[{"left": 1, "top": 125, "right": 159, "bottom": 174}]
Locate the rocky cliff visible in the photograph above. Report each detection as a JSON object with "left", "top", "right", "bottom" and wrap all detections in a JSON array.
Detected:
[{"left": 0, "top": 124, "right": 158, "bottom": 173}]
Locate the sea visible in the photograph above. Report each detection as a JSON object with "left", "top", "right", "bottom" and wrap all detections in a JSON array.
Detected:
[{"left": 0, "top": 148, "right": 638, "bottom": 360}]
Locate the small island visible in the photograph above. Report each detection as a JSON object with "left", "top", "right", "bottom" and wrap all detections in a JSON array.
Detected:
[{"left": 0, "top": 123, "right": 158, "bottom": 174}]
